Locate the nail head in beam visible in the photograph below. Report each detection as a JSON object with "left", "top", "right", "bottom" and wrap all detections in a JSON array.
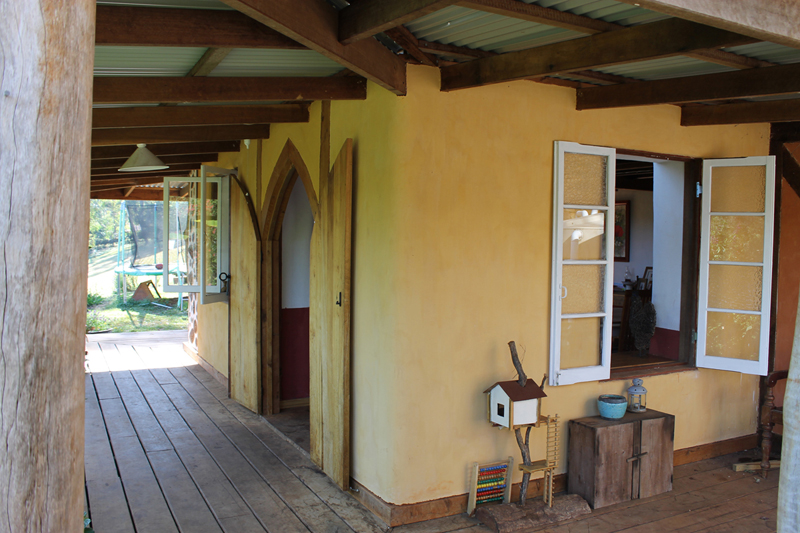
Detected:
[
  {"left": 95, "top": 5, "right": 306, "bottom": 49},
  {"left": 92, "top": 141, "right": 239, "bottom": 160},
  {"left": 578, "top": 62, "right": 800, "bottom": 110},
  {"left": 681, "top": 98, "right": 800, "bottom": 126},
  {"left": 93, "top": 76, "right": 367, "bottom": 104},
  {"left": 91, "top": 124, "right": 271, "bottom": 147},
  {"left": 92, "top": 104, "right": 309, "bottom": 129},
  {"left": 339, "top": 0, "right": 458, "bottom": 44},
  {"left": 440, "top": 18, "right": 753, "bottom": 91}
]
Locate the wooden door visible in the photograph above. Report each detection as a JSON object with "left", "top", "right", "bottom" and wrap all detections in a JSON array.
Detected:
[{"left": 316, "top": 140, "right": 353, "bottom": 490}]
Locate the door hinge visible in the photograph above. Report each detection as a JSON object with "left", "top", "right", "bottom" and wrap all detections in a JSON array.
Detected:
[
  {"left": 696, "top": 183, "right": 702, "bottom": 198},
  {"left": 692, "top": 329, "right": 698, "bottom": 343}
]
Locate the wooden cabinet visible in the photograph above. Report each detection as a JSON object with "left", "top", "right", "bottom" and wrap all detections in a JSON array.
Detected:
[{"left": 568, "top": 410, "right": 674, "bottom": 509}]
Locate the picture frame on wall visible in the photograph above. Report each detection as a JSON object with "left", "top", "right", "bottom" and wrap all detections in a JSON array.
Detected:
[
  {"left": 614, "top": 201, "right": 630, "bottom": 262},
  {"left": 643, "top": 266, "right": 653, "bottom": 290}
]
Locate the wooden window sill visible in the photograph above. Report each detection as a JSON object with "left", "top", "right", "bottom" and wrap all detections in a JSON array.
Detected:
[{"left": 604, "top": 362, "right": 695, "bottom": 382}]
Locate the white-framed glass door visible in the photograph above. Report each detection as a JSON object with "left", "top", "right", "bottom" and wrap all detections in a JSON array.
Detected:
[
  {"left": 550, "top": 142, "right": 616, "bottom": 386},
  {"left": 696, "top": 156, "right": 775, "bottom": 376}
]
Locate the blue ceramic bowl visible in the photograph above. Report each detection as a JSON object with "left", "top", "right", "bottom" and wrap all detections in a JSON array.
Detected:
[{"left": 598, "top": 394, "right": 627, "bottom": 419}]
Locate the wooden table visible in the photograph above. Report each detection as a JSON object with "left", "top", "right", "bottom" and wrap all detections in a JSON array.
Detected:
[{"left": 568, "top": 410, "right": 674, "bottom": 509}]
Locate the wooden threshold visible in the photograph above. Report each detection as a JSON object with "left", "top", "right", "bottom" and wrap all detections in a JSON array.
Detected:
[
  {"left": 280, "top": 398, "right": 310, "bottom": 409},
  {"left": 350, "top": 434, "right": 758, "bottom": 527}
]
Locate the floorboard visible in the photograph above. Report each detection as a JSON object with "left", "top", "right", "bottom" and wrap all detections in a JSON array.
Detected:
[{"left": 85, "top": 331, "right": 779, "bottom": 533}]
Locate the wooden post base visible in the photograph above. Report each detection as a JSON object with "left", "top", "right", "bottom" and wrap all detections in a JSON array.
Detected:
[{"left": 475, "top": 494, "right": 591, "bottom": 533}]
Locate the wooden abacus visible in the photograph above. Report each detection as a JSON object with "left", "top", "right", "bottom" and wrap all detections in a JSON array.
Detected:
[{"left": 467, "top": 457, "right": 514, "bottom": 515}]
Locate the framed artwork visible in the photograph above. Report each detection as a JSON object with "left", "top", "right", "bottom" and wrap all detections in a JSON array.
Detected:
[
  {"left": 643, "top": 266, "right": 653, "bottom": 290},
  {"left": 614, "top": 201, "right": 630, "bottom": 262}
]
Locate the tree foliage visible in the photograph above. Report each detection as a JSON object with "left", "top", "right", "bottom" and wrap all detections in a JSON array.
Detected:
[{"left": 89, "top": 199, "right": 121, "bottom": 248}]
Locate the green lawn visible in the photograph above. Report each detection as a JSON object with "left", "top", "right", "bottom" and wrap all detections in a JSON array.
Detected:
[{"left": 87, "top": 245, "right": 188, "bottom": 333}]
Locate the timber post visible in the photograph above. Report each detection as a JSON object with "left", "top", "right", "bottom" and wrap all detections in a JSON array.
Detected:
[{"left": 0, "top": 0, "right": 96, "bottom": 530}]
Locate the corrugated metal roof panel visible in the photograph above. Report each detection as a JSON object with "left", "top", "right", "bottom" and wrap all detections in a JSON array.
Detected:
[
  {"left": 94, "top": 46, "right": 207, "bottom": 77},
  {"left": 724, "top": 42, "right": 800, "bottom": 65},
  {"left": 96, "top": 0, "right": 232, "bottom": 9},
  {"left": 209, "top": 49, "right": 344, "bottom": 77},
  {"left": 596, "top": 56, "right": 735, "bottom": 81},
  {"left": 407, "top": 1, "right": 668, "bottom": 54}
]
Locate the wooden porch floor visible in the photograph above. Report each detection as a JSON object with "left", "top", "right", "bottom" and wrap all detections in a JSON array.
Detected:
[{"left": 85, "top": 332, "right": 778, "bottom": 533}]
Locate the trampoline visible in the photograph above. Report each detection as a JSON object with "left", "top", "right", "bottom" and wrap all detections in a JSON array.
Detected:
[{"left": 115, "top": 200, "right": 188, "bottom": 307}]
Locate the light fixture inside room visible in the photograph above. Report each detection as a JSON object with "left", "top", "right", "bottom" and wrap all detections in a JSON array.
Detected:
[{"left": 118, "top": 143, "right": 169, "bottom": 172}]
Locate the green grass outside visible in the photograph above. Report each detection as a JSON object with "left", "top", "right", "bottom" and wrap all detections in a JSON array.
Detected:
[{"left": 87, "top": 244, "right": 188, "bottom": 333}]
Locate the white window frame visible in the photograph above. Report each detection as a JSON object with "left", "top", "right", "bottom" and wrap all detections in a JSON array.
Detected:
[
  {"left": 162, "top": 165, "right": 233, "bottom": 304},
  {"left": 696, "top": 156, "right": 775, "bottom": 376},
  {"left": 550, "top": 142, "right": 616, "bottom": 386}
]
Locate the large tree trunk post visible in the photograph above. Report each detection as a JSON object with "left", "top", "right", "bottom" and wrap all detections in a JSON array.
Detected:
[
  {"left": 0, "top": 1, "right": 95, "bottom": 531},
  {"left": 778, "top": 293, "right": 800, "bottom": 531},
  {"left": 509, "top": 341, "right": 533, "bottom": 505}
]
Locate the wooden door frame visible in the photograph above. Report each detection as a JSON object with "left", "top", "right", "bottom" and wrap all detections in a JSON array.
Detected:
[{"left": 260, "top": 139, "right": 320, "bottom": 416}]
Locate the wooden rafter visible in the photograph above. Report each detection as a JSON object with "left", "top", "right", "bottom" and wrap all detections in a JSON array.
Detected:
[
  {"left": 91, "top": 163, "right": 201, "bottom": 177},
  {"left": 92, "top": 141, "right": 239, "bottom": 160},
  {"left": 91, "top": 153, "right": 219, "bottom": 170},
  {"left": 578, "top": 62, "right": 800, "bottom": 110},
  {"left": 339, "top": 0, "right": 458, "bottom": 44},
  {"left": 93, "top": 77, "right": 366, "bottom": 104},
  {"left": 187, "top": 48, "right": 233, "bottom": 77},
  {"left": 92, "top": 188, "right": 175, "bottom": 201},
  {"left": 681, "top": 99, "right": 800, "bottom": 126},
  {"left": 95, "top": 5, "right": 305, "bottom": 49},
  {"left": 441, "top": 18, "right": 753, "bottom": 91},
  {"left": 460, "top": 0, "right": 769, "bottom": 71},
  {"left": 615, "top": 0, "right": 800, "bottom": 48},
  {"left": 384, "top": 26, "right": 438, "bottom": 67},
  {"left": 91, "top": 124, "right": 271, "bottom": 146},
  {"left": 218, "top": 0, "right": 407, "bottom": 95},
  {"left": 92, "top": 104, "right": 309, "bottom": 129},
  {"left": 417, "top": 39, "right": 495, "bottom": 59}
]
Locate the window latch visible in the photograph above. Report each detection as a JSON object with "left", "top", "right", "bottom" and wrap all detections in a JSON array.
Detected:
[
  {"left": 336, "top": 292, "right": 342, "bottom": 307},
  {"left": 696, "top": 183, "right": 702, "bottom": 198}
]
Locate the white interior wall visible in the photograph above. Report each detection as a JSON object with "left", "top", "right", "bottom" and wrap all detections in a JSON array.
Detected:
[
  {"left": 613, "top": 189, "right": 653, "bottom": 286},
  {"left": 652, "top": 161, "right": 684, "bottom": 331},
  {"left": 281, "top": 180, "right": 314, "bottom": 309}
]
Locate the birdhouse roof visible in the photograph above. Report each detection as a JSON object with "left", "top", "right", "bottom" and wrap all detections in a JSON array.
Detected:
[{"left": 484, "top": 380, "right": 547, "bottom": 401}]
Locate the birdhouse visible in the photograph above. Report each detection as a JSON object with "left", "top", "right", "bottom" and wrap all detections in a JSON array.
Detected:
[{"left": 484, "top": 380, "right": 547, "bottom": 429}]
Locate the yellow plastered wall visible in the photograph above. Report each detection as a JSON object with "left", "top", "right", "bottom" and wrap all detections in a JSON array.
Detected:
[{"left": 338, "top": 65, "right": 769, "bottom": 505}]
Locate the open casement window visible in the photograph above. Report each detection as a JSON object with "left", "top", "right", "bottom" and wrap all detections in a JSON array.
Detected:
[
  {"left": 550, "top": 142, "right": 616, "bottom": 386},
  {"left": 162, "top": 165, "right": 232, "bottom": 304},
  {"left": 696, "top": 157, "right": 775, "bottom": 376}
]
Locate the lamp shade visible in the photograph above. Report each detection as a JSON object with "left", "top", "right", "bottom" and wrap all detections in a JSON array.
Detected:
[{"left": 118, "top": 143, "right": 169, "bottom": 172}]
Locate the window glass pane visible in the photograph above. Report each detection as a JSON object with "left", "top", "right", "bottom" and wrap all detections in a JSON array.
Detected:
[
  {"left": 709, "top": 215, "right": 764, "bottom": 263},
  {"left": 708, "top": 265, "right": 762, "bottom": 311},
  {"left": 564, "top": 153, "right": 607, "bottom": 206},
  {"left": 562, "top": 265, "right": 605, "bottom": 314},
  {"left": 710, "top": 166, "right": 765, "bottom": 213},
  {"left": 562, "top": 209, "right": 606, "bottom": 260},
  {"left": 204, "top": 182, "right": 219, "bottom": 288},
  {"left": 561, "top": 317, "right": 602, "bottom": 368},
  {"left": 706, "top": 311, "right": 760, "bottom": 361},
  {"left": 167, "top": 187, "right": 194, "bottom": 286}
]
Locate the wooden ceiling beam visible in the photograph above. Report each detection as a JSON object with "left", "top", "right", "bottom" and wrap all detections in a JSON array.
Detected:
[
  {"left": 339, "top": 0, "right": 458, "bottom": 44},
  {"left": 91, "top": 179, "right": 167, "bottom": 191},
  {"left": 92, "top": 104, "right": 308, "bottom": 129},
  {"left": 188, "top": 48, "right": 233, "bottom": 77},
  {"left": 92, "top": 124, "right": 270, "bottom": 146},
  {"left": 578, "top": 62, "right": 800, "bottom": 110},
  {"left": 92, "top": 141, "right": 239, "bottom": 160},
  {"left": 219, "top": 0, "right": 407, "bottom": 95},
  {"left": 615, "top": 0, "right": 800, "bottom": 49},
  {"left": 459, "top": 0, "right": 618, "bottom": 34},
  {"left": 681, "top": 99, "right": 800, "bottom": 126},
  {"left": 92, "top": 189, "right": 172, "bottom": 201},
  {"left": 93, "top": 77, "right": 366, "bottom": 104},
  {"left": 384, "top": 26, "right": 438, "bottom": 67},
  {"left": 95, "top": 5, "right": 305, "bottom": 49},
  {"left": 91, "top": 153, "right": 219, "bottom": 170},
  {"left": 417, "top": 39, "right": 496, "bottom": 59},
  {"left": 441, "top": 18, "right": 753, "bottom": 91},
  {"left": 92, "top": 163, "right": 201, "bottom": 178},
  {"left": 461, "top": 0, "right": 767, "bottom": 71}
]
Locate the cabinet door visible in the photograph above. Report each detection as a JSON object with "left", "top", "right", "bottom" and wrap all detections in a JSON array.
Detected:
[
  {"left": 640, "top": 416, "right": 674, "bottom": 499},
  {"left": 595, "top": 424, "right": 634, "bottom": 508}
]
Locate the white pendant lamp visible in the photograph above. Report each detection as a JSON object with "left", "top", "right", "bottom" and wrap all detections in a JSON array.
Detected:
[{"left": 118, "top": 143, "right": 169, "bottom": 172}]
